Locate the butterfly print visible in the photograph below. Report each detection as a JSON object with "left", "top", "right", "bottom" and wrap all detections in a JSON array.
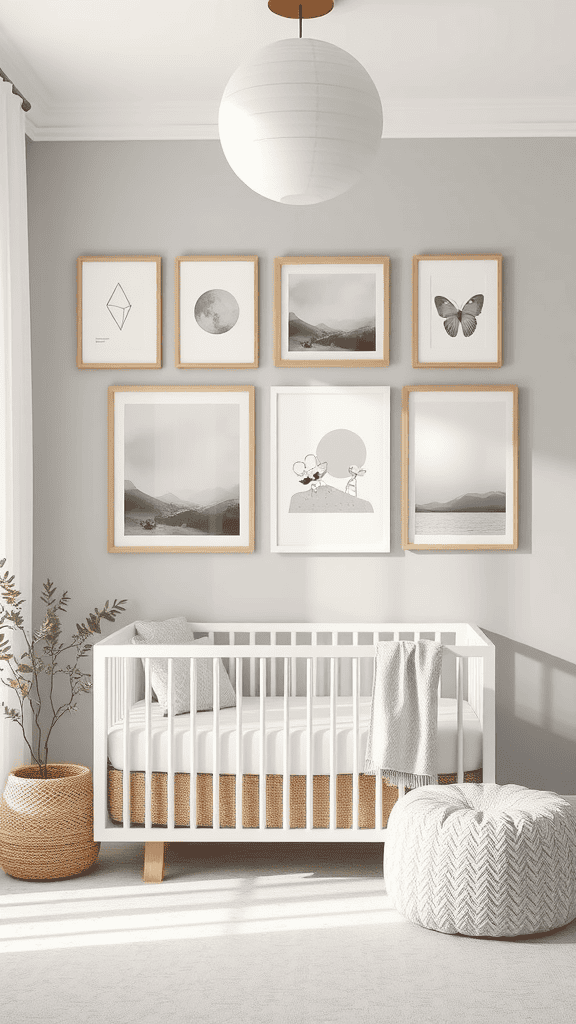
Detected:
[{"left": 434, "top": 294, "right": 484, "bottom": 337}]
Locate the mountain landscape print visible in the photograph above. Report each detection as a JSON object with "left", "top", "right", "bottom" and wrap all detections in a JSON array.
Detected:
[
  {"left": 288, "top": 272, "right": 377, "bottom": 352},
  {"left": 124, "top": 480, "right": 240, "bottom": 536},
  {"left": 123, "top": 401, "right": 241, "bottom": 537}
]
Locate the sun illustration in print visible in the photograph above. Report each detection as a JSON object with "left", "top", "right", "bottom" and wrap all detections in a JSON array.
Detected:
[
  {"left": 194, "top": 289, "right": 240, "bottom": 335},
  {"left": 289, "top": 429, "right": 374, "bottom": 514}
]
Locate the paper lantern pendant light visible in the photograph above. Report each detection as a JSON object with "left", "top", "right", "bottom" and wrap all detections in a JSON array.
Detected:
[{"left": 218, "top": 29, "right": 383, "bottom": 205}]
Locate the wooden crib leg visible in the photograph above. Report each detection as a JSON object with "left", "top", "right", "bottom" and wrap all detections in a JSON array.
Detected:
[{"left": 143, "top": 842, "right": 165, "bottom": 883}]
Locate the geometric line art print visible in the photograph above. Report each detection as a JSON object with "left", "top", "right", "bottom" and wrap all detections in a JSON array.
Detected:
[{"left": 107, "top": 282, "right": 132, "bottom": 330}]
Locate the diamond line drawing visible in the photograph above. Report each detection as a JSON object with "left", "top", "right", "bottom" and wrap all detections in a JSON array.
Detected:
[{"left": 107, "top": 283, "right": 132, "bottom": 330}]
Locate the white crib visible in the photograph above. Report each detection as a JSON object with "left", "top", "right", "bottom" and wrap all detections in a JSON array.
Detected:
[{"left": 93, "top": 622, "right": 495, "bottom": 881}]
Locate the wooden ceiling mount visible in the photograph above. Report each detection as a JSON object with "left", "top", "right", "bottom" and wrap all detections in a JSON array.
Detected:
[{"left": 268, "top": 1, "right": 334, "bottom": 19}]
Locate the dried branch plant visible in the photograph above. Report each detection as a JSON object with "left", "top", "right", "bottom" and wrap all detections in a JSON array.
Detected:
[{"left": 0, "top": 559, "right": 126, "bottom": 777}]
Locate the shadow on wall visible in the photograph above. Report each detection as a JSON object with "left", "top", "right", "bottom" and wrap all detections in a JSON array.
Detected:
[{"left": 485, "top": 630, "right": 576, "bottom": 794}]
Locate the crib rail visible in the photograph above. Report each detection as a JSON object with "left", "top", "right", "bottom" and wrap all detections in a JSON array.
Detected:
[{"left": 93, "top": 624, "right": 495, "bottom": 842}]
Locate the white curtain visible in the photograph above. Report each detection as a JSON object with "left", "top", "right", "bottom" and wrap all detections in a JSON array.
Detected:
[{"left": 0, "top": 82, "right": 33, "bottom": 790}]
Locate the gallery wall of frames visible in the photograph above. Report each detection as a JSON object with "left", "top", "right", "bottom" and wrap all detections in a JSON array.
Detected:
[{"left": 77, "top": 252, "right": 516, "bottom": 557}]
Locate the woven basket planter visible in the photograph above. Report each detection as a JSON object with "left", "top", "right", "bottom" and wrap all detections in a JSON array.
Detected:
[{"left": 0, "top": 763, "right": 100, "bottom": 881}]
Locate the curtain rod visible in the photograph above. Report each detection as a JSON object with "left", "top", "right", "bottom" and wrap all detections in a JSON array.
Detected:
[{"left": 0, "top": 68, "right": 31, "bottom": 112}]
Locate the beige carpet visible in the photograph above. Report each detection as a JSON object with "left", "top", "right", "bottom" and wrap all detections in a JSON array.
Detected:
[{"left": 1, "top": 839, "right": 575, "bottom": 1024}]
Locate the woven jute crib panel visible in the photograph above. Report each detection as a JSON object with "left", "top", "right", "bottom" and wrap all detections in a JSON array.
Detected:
[{"left": 108, "top": 767, "right": 482, "bottom": 830}]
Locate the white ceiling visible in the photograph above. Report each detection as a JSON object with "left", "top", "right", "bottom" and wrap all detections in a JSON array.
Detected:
[{"left": 1, "top": 0, "right": 576, "bottom": 140}]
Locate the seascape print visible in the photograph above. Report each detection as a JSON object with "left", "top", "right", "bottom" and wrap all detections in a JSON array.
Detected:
[{"left": 414, "top": 399, "right": 506, "bottom": 536}]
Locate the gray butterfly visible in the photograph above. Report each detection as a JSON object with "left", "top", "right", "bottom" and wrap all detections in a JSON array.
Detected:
[{"left": 434, "top": 294, "right": 484, "bottom": 337}]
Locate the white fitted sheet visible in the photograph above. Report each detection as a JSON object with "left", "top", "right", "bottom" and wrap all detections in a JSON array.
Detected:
[{"left": 108, "top": 696, "right": 482, "bottom": 776}]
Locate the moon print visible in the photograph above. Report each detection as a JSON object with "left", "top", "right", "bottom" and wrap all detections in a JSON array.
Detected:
[{"left": 194, "top": 289, "right": 240, "bottom": 335}]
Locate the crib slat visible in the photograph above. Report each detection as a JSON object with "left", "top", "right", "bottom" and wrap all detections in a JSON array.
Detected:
[
  {"left": 283, "top": 657, "right": 290, "bottom": 830},
  {"left": 121, "top": 662, "right": 130, "bottom": 829},
  {"left": 352, "top": 644, "right": 359, "bottom": 832},
  {"left": 235, "top": 657, "right": 243, "bottom": 830},
  {"left": 329, "top": 657, "right": 337, "bottom": 831},
  {"left": 113, "top": 659, "right": 118, "bottom": 724},
  {"left": 259, "top": 658, "right": 266, "bottom": 830},
  {"left": 249, "top": 631, "right": 256, "bottom": 697},
  {"left": 271, "top": 650, "right": 277, "bottom": 698},
  {"left": 332, "top": 631, "right": 337, "bottom": 701},
  {"left": 144, "top": 658, "right": 152, "bottom": 830},
  {"left": 398, "top": 782, "right": 406, "bottom": 799},
  {"left": 112, "top": 659, "right": 116, "bottom": 724},
  {"left": 213, "top": 658, "right": 220, "bottom": 829},
  {"left": 107, "top": 658, "right": 111, "bottom": 727},
  {"left": 456, "top": 656, "right": 464, "bottom": 783},
  {"left": 189, "top": 659, "right": 197, "bottom": 830},
  {"left": 370, "top": 636, "right": 383, "bottom": 829},
  {"left": 167, "top": 659, "right": 175, "bottom": 831},
  {"left": 375, "top": 768, "right": 383, "bottom": 831},
  {"left": 306, "top": 658, "right": 313, "bottom": 829}
]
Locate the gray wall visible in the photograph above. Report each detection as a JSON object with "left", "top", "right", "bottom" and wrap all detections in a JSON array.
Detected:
[{"left": 26, "top": 139, "right": 576, "bottom": 791}]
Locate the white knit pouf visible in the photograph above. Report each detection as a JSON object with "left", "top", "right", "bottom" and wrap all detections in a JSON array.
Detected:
[{"left": 384, "top": 784, "right": 576, "bottom": 937}]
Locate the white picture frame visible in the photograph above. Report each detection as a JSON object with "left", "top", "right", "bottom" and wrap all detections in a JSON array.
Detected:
[
  {"left": 108, "top": 385, "right": 255, "bottom": 553},
  {"left": 402, "top": 385, "right": 518, "bottom": 550},
  {"left": 271, "top": 386, "right": 390, "bottom": 553},
  {"left": 77, "top": 256, "right": 162, "bottom": 369},
  {"left": 413, "top": 254, "right": 502, "bottom": 368},
  {"left": 176, "top": 256, "right": 258, "bottom": 368},
  {"left": 274, "top": 257, "right": 390, "bottom": 368}
]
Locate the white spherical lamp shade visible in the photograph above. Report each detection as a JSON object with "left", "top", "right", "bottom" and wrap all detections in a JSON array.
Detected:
[{"left": 218, "top": 37, "right": 383, "bottom": 205}]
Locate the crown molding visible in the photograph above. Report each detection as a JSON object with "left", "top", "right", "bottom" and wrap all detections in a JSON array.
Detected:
[
  {"left": 24, "top": 97, "right": 576, "bottom": 142},
  {"left": 25, "top": 102, "right": 221, "bottom": 141},
  {"left": 3, "top": 12, "right": 576, "bottom": 142}
]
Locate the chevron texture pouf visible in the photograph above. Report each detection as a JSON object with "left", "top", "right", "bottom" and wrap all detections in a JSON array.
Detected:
[{"left": 384, "top": 784, "right": 576, "bottom": 937}]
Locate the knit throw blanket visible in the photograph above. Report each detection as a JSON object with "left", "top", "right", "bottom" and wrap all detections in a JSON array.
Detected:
[{"left": 364, "top": 640, "right": 443, "bottom": 789}]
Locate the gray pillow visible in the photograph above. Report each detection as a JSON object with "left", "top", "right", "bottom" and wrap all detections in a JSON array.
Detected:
[
  {"left": 133, "top": 616, "right": 191, "bottom": 644},
  {"left": 132, "top": 620, "right": 235, "bottom": 714}
]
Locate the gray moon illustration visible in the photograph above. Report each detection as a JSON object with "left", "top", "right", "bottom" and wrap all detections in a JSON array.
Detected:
[
  {"left": 316, "top": 429, "right": 367, "bottom": 478},
  {"left": 194, "top": 289, "right": 240, "bottom": 335}
]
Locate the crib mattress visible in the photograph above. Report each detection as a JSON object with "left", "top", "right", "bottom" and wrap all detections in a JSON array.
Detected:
[{"left": 107, "top": 695, "right": 482, "bottom": 776}]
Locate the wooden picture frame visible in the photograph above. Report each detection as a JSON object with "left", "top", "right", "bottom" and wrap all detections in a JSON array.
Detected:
[
  {"left": 108, "top": 385, "right": 255, "bottom": 553},
  {"left": 175, "top": 256, "right": 258, "bottom": 369},
  {"left": 77, "top": 255, "right": 162, "bottom": 369},
  {"left": 274, "top": 256, "right": 389, "bottom": 368},
  {"left": 271, "top": 385, "right": 390, "bottom": 553},
  {"left": 412, "top": 254, "right": 502, "bottom": 368},
  {"left": 402, "top": 385, "right": 518, "bottom": 551}
]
